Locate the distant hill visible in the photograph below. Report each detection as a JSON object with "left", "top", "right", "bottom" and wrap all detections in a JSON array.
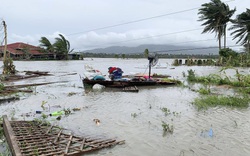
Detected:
[{"left": 82, "top": 44, "right": 219, "bottom": 55}]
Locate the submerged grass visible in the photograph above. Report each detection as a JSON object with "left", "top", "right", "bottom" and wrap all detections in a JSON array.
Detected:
[
  {"left": 162, "top": 121, "right": 174, "bottom": 134},
  {"left": 187, "top": 68, "right": 250, "bottom": 109},
  {"left": 193, "top": 95, "right": 250, "bottom": 110},
  {"left": 187, "top": 69, "right": 250, "bottom": 87}
]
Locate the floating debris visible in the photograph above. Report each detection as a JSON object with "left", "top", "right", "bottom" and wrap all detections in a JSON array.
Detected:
[
  {"left": 72, "top": 108, "right": 81, "bottom": 111},
  {"left": 93, "top": 119, "right": 101, "bottom": 125},
  {"left": 49, "top": 110, "right": 65, "bottom": 116},
  {"left": 2, "top": 115, "right": 124, "bottom": 156},
  {"left": 123, "top": 86, "right": 139, "bottom": 92},
  {"left": 200, "top": 128, "right": 213, "bottom": 138}
]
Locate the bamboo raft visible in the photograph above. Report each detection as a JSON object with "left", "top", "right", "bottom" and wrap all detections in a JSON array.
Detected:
[{"left": 2, "top": 115, "right": 125, "bottom": 156}]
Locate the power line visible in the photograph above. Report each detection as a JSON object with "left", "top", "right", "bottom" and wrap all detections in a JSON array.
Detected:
[
  {"left": 152, "top": 44, "right": 242, "bottom": 53},
  {"left": 167, "top": 37, "right": 233, "bottom": 45},
  {"left": 76, "top": 25, "right": 235, "bottom": 51},
  {"left": 72, "top": 3, "right": 239, "bottom": 50},
  {"left": 67, "top": 7, "right": 200, "bottom": 36},
  {"left": 94, "top": 27, "right": 204, "bottom": 47},
  {"left": 67, "top": 0, "right": 235, "bottom": 36}
]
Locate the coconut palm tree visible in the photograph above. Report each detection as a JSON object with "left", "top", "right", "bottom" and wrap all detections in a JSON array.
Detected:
[
  {"left": 198, "top": 0, "right": 235, "bottom": 50},
  {"left": 39, "top": 37, "right": 54, "bottom": 52},
  {"left": 229, "top": 9, "right": 250, "bottom": 53},
  {"left": 220, "top": 3, "right": 236, "bottom": 48},
  {"left": 39, "top": 37, "right": 56, "bottom": 59},
  {"left": 39, "top": 34, "right": 73, "bottom": 60},
  {"left": 53, "top": 34, "right": 73, "bottom": 60}
]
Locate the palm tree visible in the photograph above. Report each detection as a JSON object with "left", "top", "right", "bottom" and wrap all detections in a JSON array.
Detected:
[
  {"left": 229, "top": 9, "right": 250, "bottom": 53},
  {"left": 39, "top": 34, "right": 73, "bottom": 60},
  {"left": 198, "top": 0, "right": 235, "bottom": 50},
  {"left": 39, "top": 37, "right": 54, "bottom": 52},
  {"left": 220, "top": 3, "right": 236, "bottom": 48},
  {"left": 53, "top": 34, "right": 73, "bottom": 60},
  {"left": 39, "top": 37, "right": 56, "bottom": 59}
]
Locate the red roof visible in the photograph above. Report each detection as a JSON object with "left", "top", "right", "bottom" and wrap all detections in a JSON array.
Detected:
[{"left": 0, "top": 42, "right": 44, "bottom": 55}]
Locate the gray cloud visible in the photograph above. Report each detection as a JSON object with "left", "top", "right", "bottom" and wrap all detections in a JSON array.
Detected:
[{"left": 1, "top": 0, "right": 248, "bottom": 51}]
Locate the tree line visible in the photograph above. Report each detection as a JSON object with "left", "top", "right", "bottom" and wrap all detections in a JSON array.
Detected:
[{"left": 81, "top": 52, "right": 218, "bottom": 59}]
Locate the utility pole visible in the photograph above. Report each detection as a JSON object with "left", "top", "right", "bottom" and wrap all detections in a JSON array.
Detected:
[
  {"left": 3, "top": 20, "right": 7, "bottom": 64},
  {"left": 2, "top": 20, "right": 15, "bottom": 74}
]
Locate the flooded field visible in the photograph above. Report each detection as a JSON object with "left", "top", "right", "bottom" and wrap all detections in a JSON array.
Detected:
[{"left": 1, "top": 58, "right": 250, "bottom": 156}]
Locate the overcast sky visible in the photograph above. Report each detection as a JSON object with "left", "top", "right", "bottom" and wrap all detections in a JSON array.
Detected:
[{"left": 0, "top": 0, "right": 249, "bottom": 51}]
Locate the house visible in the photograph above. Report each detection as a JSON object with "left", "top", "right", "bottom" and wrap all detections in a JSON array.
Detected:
[{"left": 0, "top": 42, "right": 54, "bottom": 60}]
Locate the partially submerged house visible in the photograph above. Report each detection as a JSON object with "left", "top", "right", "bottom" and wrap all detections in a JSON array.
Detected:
[{"left": 0, "top": 42, "right": 54, "bottom": 60}]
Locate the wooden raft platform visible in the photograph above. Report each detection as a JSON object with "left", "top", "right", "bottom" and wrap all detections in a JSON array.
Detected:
[{"left": 2, "top": 115, "right": 124, "bottom": 156}]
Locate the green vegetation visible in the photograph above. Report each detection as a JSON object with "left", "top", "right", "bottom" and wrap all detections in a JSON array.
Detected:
[
  {"left": 144, "top": 49, "right": 149, "bottom": 58},
  {"left": 161, "top": 107, "right": 171, "bottom": 116},
  {"left": 187, "top": 69, "right": 250, "bottom": 87},
  {"left": 238, "top": 87, "right": 250, "bottom": 94},
  {"left": 67, "top": 92, "right": 77, "bottom": 96},
  {"left": 81, "top": 52, "right": 218, "bottom": 59},
  {"left": 2, "top": 20, "right": 16, "bottom": 74},
  {"left": 0, "top": 83, "right": 4, "bottom": 91},
  {"left": 229, "top": 9, "right": 250, "bottom": 53},
  {"left": 193, "top": 95, "right": 250, "bottom": 110},
  {"left": 187, "top": 69, "right": 250, "bottom": 109},
  {"left": 161, "top": 121, "right": 174, "bottom": 134},
  {"left": 39, "top": 34, "right": 73, "bottom": 60},
  {"left": 217, "top": 48, "right": 250, "bottom": 67},
  {"left": 161, "top": 78, "right": 182, "bottom": 84},
  {"left": 161, "top": 107, "right": 180, "bottom": 117},
  {"left": 3, "top": 58, "right": 16, "bottom": 75},
  {"left": 195, "top": 1, "right": 250, "bottom": 67},
  {"left": 187, "top": 69, "right": 228, "bottom": 84},
  {"left": 197, "top": 87, "right": 211, "bottom": 95},
  {"left": 198, "top": 0, "right": 236, "bottom": 50},
  {"left": 219, "top": 48, "right": 238, "bottom": 58},
  {"left": 131, "top": 113, "right": 138, "bottom": 118},
  {"left": 172, "top": 48, "right": 250, "bottom": 67}
]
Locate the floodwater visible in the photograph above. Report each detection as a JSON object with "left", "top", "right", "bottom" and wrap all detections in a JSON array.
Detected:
[{"left": 0, "top": 58, "right": 250, "bottom": 156}]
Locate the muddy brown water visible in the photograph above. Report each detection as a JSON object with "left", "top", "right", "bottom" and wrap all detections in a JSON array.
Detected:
[{"left": 0, "top": 58, "right": 250, "bottom": 156}]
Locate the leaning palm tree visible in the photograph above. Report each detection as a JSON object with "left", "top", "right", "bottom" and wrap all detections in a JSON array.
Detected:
[
  {"left": 39, "top": 37, "right": 54, "bottom": 52},
  {"left": 39, "top": 37, "right": 56, "bottom": 59},
  {"left": 220, "top": 3, "right": 236, "bottom": 48},
  {"left": 53, "top": 34, "right": 73, "bottom": 60},
  {"left": 229, "top": 9, "right": 250, "bottom": 53},
  {"left": 198, "top": 0, "right": 235, "bottom": 50}
]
